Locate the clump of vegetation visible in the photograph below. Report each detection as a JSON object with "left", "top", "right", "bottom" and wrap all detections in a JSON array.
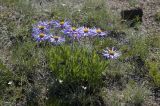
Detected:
[
  {"left": 155, "top": 11, "right": 160, "bottom": 22},
  {"left": 102, "top": 82, "right": 150, "bottom": 106},
  {"left": 0, "top": 60, "right": 25, "bottom": 106},
  {"left": 147, "top": 61, "right": 160, "bottom": 87},
  {"left": 46, "top": 45, "right": 108, "bottom": 105},
  {"left": 0, "top": 60, "right": 13, "bottom": 99},
  {"left": 123, "top": 82, "right": 150, "bottom": 105},
  {"left": 146, "top": 35, "right": 160, "bottom": 87}
]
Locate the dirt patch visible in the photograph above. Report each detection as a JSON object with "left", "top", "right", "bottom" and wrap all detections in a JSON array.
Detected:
[{"left": 106, "top": 0, "right": 160, "bottom": 35}]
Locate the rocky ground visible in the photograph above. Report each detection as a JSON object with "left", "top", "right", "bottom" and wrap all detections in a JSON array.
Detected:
[{"left": 106, "top": 0, "right": 160, "bottom": 35}]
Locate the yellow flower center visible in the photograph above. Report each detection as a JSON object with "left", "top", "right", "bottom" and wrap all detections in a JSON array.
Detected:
[
  {"left": 84, "top": 27, "right": 89, "bottom": 33},
  {"left": 96, "top": 29, "right": 102, "bottom": 33},
  {"left": 39, "top": 33, "right": 45, "bottom": 38},
  {"left": 38, "top": 26, "right": 45, "bottom": 30},
  {"left": 72, "top": 27, "right": 76, "bottom": 31},
  {"left": 60, "top": 21, "right": 64, "bottom": 25},
  {"left": 109, "top": 50, "right": 115, "bottom": 55},
  {"left": 52, "top": 36, "right": 60, "bottom": 41}
]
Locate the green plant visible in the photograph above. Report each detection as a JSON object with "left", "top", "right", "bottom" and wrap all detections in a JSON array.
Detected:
[
  {"left": 11, "top": 41, "right": 44, "bottom": 71},
  {"left": 128, "top": 36, "right": 149, "bottom": 60},
  {"left": 101, "top": 88, "right": 122, "bottom": 106},
  {"left": 155, "top": 11, "right": 160, "bottom": 22},
  {"left": 147, "top": 61, "right": 160, "bottom": 87},
  {"left": 46, "top": 44, "right": 108, "bottom": 105},
  {"left": 146, "top": 35, "right": 160, "bottom": 87},
  {"left": 123, "top": 82, "right": 150, "bottom": 105},
  {"left": 104, "top": 60, "right": 133, "bottom": 81},
  {"left": 0, "top": 60, "right": 23, "bottom": 106},
  {"left": 148, "top": 35, "right": 160, "bottom": 48},
  {"left": 101, "top": 82, "right": 150, "bottom": 106},
  {"left": 0, "top": 60, "right": 13, "bottom": 97}
]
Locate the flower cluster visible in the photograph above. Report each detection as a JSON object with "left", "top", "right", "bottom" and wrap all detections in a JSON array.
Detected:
[
  {"left": 32, "top": 19, "right": 121, "bottom": 59},
  {"left": 32, "top": 20, "right": 67, "bottom": 45},
  {"left": 32, "top": 20, "right": 107, "bottom": 44}
]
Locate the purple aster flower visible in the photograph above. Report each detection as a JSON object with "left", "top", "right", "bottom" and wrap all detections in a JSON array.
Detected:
[
  {"left": 52, "top": 20, "right": 71, "bottom": 29},
  {"left": 63, "top": 27, "right": 82, "bottom": 40},
  {"left": 32, "top": 21, "right": 51, "bottom": 34},
  {"left": 91, "top": 28, "right": 106, "bottom": 37},
  {"left": 76, "top": 27, "right": 93, "bottom": 37},
  {"left": 33, "top": 33, "right": 50, "bottom": 42},
  {"left": 102, "top": 47, "right": 121, "bottom": 59},
  {"left": 49, "top": 35, "right": 65, "bottom": 45}
]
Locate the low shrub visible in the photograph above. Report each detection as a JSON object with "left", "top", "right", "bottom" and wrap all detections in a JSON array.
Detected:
[{"left": 46, "top": 44, "right": 108, "bottom": 105}]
